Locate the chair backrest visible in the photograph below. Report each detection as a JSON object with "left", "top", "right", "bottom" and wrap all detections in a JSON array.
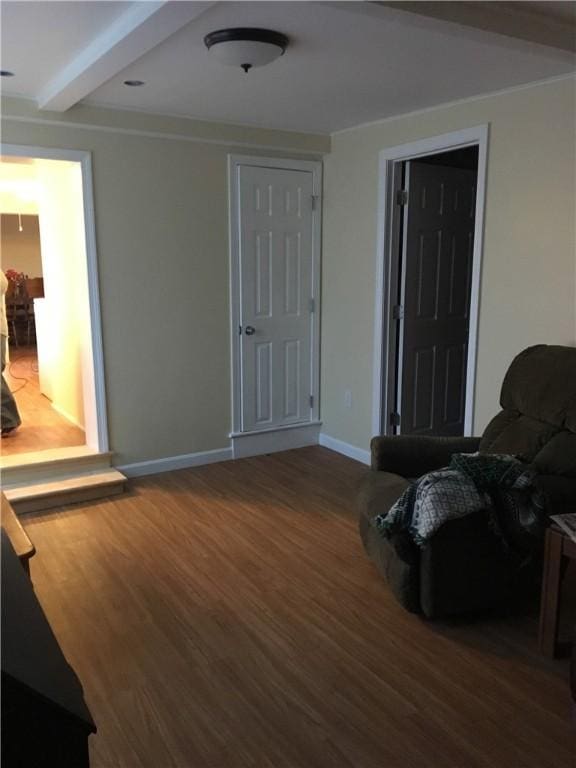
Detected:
[
  {"left": 479, "top": 345, "right": 576, "bottom": 477},
  {"left": 5, "top": 280, "right": 20, "bottom": 302},
  {"left": 5, "top": 280, "right": 30, "bottom": 312}
]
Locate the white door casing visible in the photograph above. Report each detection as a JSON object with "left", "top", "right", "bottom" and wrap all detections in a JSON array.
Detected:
[
  {"left": 1, "top": 143, "right": 109, "bottom": 452},
  {"left": 229, "top": 155, "right": 321, "bottom": 448},
  {"left": 372, "top": 126, "right": 488, "bottom": 438}
]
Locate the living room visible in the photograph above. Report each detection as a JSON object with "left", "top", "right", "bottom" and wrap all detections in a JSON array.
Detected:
[{"left": 1, "top": 2, "right": 575, "bottom": 766}]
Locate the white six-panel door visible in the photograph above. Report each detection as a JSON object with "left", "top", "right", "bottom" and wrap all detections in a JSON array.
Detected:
[{"left": 236, "top": 163, "right": 316, "bottom": 434}]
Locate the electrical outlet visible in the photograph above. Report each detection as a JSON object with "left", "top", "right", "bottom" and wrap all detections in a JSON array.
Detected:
[{"left": 344, "top": 389, "right": 352, "bottom": 408}]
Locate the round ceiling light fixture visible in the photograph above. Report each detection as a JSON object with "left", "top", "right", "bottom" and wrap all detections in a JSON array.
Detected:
[
  {"left": 204, "top": 28, "right": 289, "bottom": 73},
  {"left": 0, "top": 70, "right": 15, "bottom": 77},
  {"left": 124, "top": 79, "right": 145, "bottom": 87}
]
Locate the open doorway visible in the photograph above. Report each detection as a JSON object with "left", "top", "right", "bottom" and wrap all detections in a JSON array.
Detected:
[
  {"left": 0, "top": 148, "right": 108, "bottom": 465},
  {"left": 2, "top": 207, "right": 85, "bottom": 455},
  {"left": 372, "top": 126, "right": 488, "bottom": 438}
]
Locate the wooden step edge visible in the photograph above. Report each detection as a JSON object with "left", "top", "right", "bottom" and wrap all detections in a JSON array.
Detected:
[
  {"left": 2, "top": 444, "right": 98, "bottom": 467},
  {"left": 4, "top": 469, "right": 127, "bottom": 500},
  {"left": 1, "top": 446, "right": 112, "bottom": 470},
  {"left": 1, "top": 451, "right": 114, "bottom": 482},
  {"left": 2, "top": 459, "right": 116, "bottom": 489},
  {"left": 10, "top": 483, "right": 126, "bottom": 516},
  {"left": 5, "top": 470, "right": 127, "bottom": 515}
]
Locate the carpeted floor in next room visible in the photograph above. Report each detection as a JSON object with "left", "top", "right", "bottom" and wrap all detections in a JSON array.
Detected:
[{"left": 22, "top": 446, "right": 574, "bottom": 768}]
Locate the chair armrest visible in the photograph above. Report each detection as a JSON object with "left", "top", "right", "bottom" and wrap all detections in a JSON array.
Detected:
[{"left": 370, "top": 435, "right": 481, "bottom": 476}]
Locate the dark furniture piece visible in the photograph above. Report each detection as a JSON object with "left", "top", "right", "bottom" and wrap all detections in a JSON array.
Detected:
[
  {"left": 358, "top": 344, "right": 576, "bottom": 619},
  {"left": 1, "top": 528, "right": 96, "bottom": 767},
  {"left": 1, "top": 492, "right": 35, "bottom": 575},
  {"left": 539, "top": 525, "right": 576, "bottom": 658},
  {"left": 5, "top": 278, "right": 43, "bottom": 347}
]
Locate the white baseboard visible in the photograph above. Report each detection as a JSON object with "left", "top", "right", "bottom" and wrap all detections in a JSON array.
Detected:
[
  {"left": 232, "top": 422, "right": 321, "bottom": 459},
  {"left": 319, "top": 433, "right": 371, "bottom": 465},
  {"left": 116, "top": 431, "right": 368, "bottom": 477},
  {"left": 118, "top": 447, "right": 233, "bottom": 478}
]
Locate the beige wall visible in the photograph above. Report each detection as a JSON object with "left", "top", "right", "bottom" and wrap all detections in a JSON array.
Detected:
[
  {"left": 1, "top": 98, "right": 329, "bottom": 465},
  {"left": 1, "top": 214, "right": 43, "bottom": 278},
  {"left": 4, "top": 78, "right": 573, "bottom": 466},
  {"left": 321, "top": 77, "right": 576, "bottom": 451}
]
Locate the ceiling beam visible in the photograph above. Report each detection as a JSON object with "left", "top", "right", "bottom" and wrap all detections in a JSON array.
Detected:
[
  {"left": 38, "top": 1, "right": 216, "bottom": 112},
  {"left": 375, "top": 2, "right": 576, "bottom": 53}
]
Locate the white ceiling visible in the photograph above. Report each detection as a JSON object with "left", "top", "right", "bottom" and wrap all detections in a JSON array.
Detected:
[
  {"left": 1, "top": 2, "right": 131, "bottom": 96},
  {"left": 1, "top": 1, "right": 574, "bottom": 134}
]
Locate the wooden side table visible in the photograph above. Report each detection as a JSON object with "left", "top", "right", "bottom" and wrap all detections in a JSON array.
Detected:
[{"left": 539, "top": 525, "right": 576, "bottom": 658}]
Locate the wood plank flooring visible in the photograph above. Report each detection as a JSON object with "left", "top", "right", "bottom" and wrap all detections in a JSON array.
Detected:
[
  {"left": 2, "top": 346, "right": 85, "bottom": 457},
  {"left": 22, "top": 447, "right": 575, "bottom": 768}
]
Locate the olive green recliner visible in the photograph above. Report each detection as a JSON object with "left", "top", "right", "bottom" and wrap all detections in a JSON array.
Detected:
[{"left": 358, "top": 344, "right": 576, "bottom": 618}]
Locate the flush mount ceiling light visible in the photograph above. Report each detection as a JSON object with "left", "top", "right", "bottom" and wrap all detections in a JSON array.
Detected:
[
  {"left": 204, "top": 28, "right": 289, "bottom": 72},
  {"left": 124, "top": 79, "right": 145, "bottom": 87},
  {"left": 0, "top": 70, "right": 15, "bottom": 77}
]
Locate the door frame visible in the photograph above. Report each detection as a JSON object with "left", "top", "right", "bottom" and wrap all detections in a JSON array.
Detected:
[
  {"left": 371, "top": 125, "right": 489, "bottom": 438},
  {"left": 228, "top": 154, "right": 322, "bottom": 445},
  {"left": 1, "top": 143, "right": 109, "bottom": 452}
]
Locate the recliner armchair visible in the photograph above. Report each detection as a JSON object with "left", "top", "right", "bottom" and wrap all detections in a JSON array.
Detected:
[{"left": 358, "top": 344, "right": 576, "bottom": 619}]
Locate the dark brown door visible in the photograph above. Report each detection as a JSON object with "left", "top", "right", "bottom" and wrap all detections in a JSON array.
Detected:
[{"left": 399, "top": 160, "right": 476, "bottom": 436}]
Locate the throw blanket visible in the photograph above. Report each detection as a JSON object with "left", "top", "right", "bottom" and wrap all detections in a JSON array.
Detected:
[{"left": 375, "top": 453, "right": 543, "bottom": 547}]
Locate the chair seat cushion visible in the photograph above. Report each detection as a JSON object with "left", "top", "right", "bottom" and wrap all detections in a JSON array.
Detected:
[{"left": 357, "top": 471, "right": 410, "bottom": 520}]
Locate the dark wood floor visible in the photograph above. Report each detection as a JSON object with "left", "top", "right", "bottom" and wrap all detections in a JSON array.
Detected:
[{"left": 23, "top": 447, "right": 575, "bottom": 768}]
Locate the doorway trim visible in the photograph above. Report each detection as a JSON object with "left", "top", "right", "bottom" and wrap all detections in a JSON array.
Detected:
[
  {"left": 1, "top": 143, "right": 109, "bottom": 452},
  {"left": 371, "top": 125, "right": 489, "bottom": 438},
  {"left": 228, "top": 154, "right": 322, "bottom": 457}
]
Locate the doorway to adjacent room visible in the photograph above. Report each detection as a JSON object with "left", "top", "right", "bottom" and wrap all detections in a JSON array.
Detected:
[
  {"left": 372, "top": 126, "right": 488, "bottom": 438},
  {"left": 0, "top": 147, "right": 108, "bottom": 465}
]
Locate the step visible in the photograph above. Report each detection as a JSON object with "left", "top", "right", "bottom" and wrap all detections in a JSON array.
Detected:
[
  {"left": 4, "top": 469, "right": 127, "bottom": 515},
  {"left": 2, "top": 447, "right": 113, "bottom": 487}
]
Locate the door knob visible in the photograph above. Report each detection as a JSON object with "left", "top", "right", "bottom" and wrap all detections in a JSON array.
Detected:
[{"left": 244, "top": 325, "right": 256, "bottom": 336}]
